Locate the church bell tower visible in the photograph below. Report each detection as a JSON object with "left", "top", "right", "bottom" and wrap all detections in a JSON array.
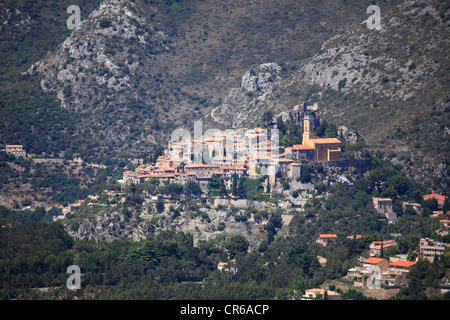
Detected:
[{"left": 302, "top": 115, "right": 315, "bottom": 146}]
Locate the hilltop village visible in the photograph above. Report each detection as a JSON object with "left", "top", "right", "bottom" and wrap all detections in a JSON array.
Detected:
[{"left": 122, "top": 103, "right": 344, "bottom": 193}]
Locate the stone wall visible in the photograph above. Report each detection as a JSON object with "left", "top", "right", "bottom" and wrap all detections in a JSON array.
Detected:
[{"left": 317, "top": 159, "right": 369, "bottom": 169}]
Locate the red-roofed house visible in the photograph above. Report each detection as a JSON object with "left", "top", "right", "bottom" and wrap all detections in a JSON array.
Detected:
[
  {"left": 389, "top": 260, "right": 416, "bottom": 273},
  {"left": 362, "top": 257, "right": 390, "bottom": 269},
  {"left": 378, "top": 260, "right": 416, "bottom": 287},
  {"left": 369, "top": 240, "right": 397, "bottom": 256},
  {"left": 347, "top": 257, "right": 389, "bottom": 288},
  {"left": 348, "top": 257, "right": 414, "bottom": 288},
  {"left": 347, "top": 234, "right": 363, "bottom": 240},
  {"left": 289, "top": 144, "right": 314, "bottom": 161},
  {"left": 217, "top": 259, "right": 237, "bottom": 274},
  {"left": 316, "top": 234, "right": 337, "bottom": 246},
  {"left": 423, "top": 193, "right": 448, "bottom": 209}
]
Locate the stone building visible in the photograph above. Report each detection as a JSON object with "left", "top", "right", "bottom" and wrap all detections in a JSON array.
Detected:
[{"left": 373, "top": 197, "right": 397, "bottom": 223}]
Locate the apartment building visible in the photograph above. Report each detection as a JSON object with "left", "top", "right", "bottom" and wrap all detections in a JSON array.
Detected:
[{"left": 419, "top": 238, "right": 448, "bottom": 262}]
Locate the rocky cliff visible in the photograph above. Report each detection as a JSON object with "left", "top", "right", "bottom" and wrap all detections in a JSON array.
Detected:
[{"left": 211, "top": 62, "right": 284, "bottom": 127}]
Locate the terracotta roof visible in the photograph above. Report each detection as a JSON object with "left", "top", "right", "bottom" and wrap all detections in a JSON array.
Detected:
[
  {"left": 137, "top": 173, "right": 174, "bottom": 178},
  {"left": 305, "top": 288, "right": 325, "bottom": 294},
  {"left": 389, "top": 260, "right": 416, "bottom": 268},
  {"left": 185, "top": 164, "right": 220, "bottom": 168},
  {"left": 196, "top": 176, "right": 211, "bottom": 180},
  {"left": 423, "top": 193, "right": 447, "bottom": 200},
  {"left": 277, "top": 159, "right": 294, "bottom": 163},
  {"left": 362, "top": 257, "right": 388, "bottom": 264},
  {"left": 159, "top": 165, "right": 175, "bottom": 171},
  {"left": 291, "top": 144, "right": 313, "bottom": 150},
  {"left": 136, "top": 174, "right": 154, "bottom": 178},
  {"left": 371, "top": 240, "right": 396, "bottom": 245},
  {"left": 423, "top": 193, "right": 448, "bottom": 205},
  {"left": 318, "top": 233, "right": 337, "bottom": 239},
  {"left": 309, "top": 138, "right": 341, "bottom": 144}
]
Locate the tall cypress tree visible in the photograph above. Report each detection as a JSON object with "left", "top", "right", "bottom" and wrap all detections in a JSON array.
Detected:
[
  {"left": 232, "top": 171, "right": 238, "bottom": 197},
  {"left": 219, "top": 178, "right": 228, "bottom": 198},
  {"left": 266, "top": 177, "right": 271, "bottom": 193},
  {"left": 237, "top": 175, "right": 246, "bottom": 198}
]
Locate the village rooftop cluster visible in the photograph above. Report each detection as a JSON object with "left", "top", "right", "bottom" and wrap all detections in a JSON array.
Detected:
[{"left": 121, "top": 104, "right": 342, "bottom": 191}]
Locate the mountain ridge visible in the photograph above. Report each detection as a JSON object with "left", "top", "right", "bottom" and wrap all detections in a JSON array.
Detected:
[
  {"left": 1, "top": 0, "right": 447, "bottom": 188},
  {"left": 211, "top": 0, "right": 449, "bottom": 188}
]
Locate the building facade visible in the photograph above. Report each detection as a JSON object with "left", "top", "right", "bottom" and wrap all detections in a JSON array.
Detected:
[
  {"left": 373, "top": 197, "right": 397, "bottom": 223},
  {"left": 316, "top": 234, "right": 337, "bottom": 246},
  {"left": 419, "top": 238, "right": 448, "bottom": 262},
  {"left": 5, "top": 145, "right": 27, "bottom": 158}
]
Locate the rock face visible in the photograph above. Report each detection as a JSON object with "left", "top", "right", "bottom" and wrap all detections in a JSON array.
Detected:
[
  {"left": 294, "top": 11, "right": 443, "bottom": 102},
  {"left": 338, "top": 126, "right": 363, "bottom": 145},
  {"left": 212, "top": 62, "right": 283, "bottom": 127},
  {"left": 64, "top": 195, "right": 301, "bottom": 247},
  {"left": 241, "top": 63, "right": 282, "bottom": 93},
  {"left": 66, "top": 211, "right": 151, "bottom": 242},
  {"left": 20, "top": 0, "right": 177, "bottom": 158},
  {"left": 26, "top": 0, "right": 156, "bottom": 112}
]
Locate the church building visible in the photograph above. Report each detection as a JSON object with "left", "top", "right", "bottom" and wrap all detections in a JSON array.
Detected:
[{"left": 290, "top": 115, "right": 341, "bottom": 162}]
